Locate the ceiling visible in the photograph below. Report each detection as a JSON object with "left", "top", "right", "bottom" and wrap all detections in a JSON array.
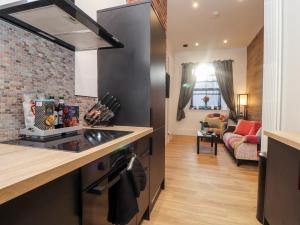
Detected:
[{"left": 167, "top": 0, "right": 264, "bottom": 51}]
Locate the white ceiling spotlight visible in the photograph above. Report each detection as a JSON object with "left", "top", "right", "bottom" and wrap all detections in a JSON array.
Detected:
[
  {"left": 195, "top": 42, "right": 199, "bottom": 46},
  {"left": 223, "top": 39, "right": 228, "bottom": 44},
  {"left": 213, "top": 11, "right": 220, "bottom": 17},
  {"left": 193, "top": 2, "right": 199, "bottom": 8}
]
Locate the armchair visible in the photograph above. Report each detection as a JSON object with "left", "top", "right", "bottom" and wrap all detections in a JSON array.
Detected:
[{"left": 200, "top": 113, "right": 229, "bottom": 137}]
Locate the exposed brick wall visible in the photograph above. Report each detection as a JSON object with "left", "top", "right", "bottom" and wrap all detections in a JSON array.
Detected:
[
  {"left": 246, "top": 28, "right": 264, "bottom": 121},
  {"left": 127, "top": 0, "right": 167, "bottom": 30},
  {"left": 0, "top": 20, "right": 97, "bottom": 141}
]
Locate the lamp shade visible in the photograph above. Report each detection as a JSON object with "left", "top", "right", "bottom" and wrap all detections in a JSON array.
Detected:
[{"left": 238, "top": 94, "right": 248, "bottom": 106}]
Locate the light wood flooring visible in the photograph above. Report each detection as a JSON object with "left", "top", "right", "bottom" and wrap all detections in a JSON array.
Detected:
[{"left": 143, "top": 135, "right": 260, "bottom": 225}]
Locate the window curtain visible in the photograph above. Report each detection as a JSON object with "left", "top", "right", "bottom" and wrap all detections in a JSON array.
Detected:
[
  {"left": 213, "top": 60, "right": 237, "bottom": 121},
  {"left": 176, "top": 63, "right": 197, "bottom": 121}
]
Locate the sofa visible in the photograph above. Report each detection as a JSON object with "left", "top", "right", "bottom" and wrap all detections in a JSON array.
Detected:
[
  {"left": 223, "top": 119, "right": 261, "bottom": 166},
  {"left": 200, "top": 113, "right": 229, "bottom": 137}
]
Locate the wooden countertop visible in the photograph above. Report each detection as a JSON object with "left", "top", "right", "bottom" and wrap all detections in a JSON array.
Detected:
[
  {"left": 264, "top": 131, "right": 300, "bottom": 151},
  {"left": 0, "top": 126, "right": 153, "bottom": 205}
]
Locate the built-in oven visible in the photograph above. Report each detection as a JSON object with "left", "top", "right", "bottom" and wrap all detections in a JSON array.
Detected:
[{"left": 82, "top": 146, "right": 133, "bottom": 225}]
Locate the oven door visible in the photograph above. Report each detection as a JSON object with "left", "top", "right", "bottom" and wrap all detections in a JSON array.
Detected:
[{"left": 82, "top": 178, "right": 110, "bottom": 225}]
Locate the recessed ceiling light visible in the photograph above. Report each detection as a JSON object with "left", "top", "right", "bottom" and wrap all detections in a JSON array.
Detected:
[
  {"left": 183, "top": 44, "right": 189, "bottom": 48},
  {"left": 213, "top": 11, "right": 220, "bottom": 17},
  {"left": 193, "top": 2, "right": 199, "bottom": 8},
  {"left": 223, "top": 39, "right": 228, "bottom": 44},
  {"left": 195, "top": 42, "right": 199, "bottom": 46}
]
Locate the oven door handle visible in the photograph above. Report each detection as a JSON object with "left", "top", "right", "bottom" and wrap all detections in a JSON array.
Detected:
[
  {"left": 88, "top": 183, "right": 107, "bottom": 196},
  {"left": 87, "top": 173, "right": 121, "bottom": 196}
]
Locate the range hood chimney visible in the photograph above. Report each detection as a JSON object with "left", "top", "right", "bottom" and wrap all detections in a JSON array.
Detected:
[{"left": 0, "top": 0, "right": 124, "bottom": 51}]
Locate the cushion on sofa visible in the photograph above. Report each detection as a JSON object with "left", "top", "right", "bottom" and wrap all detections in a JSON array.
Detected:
[
  {"left": 249, "top": 122, "right": 261, "bottom": 135},
  {"left": 234, "top": 120, "right": 253, "bottom": 135},
  {"left": 234, "top": 120, "right": 261, "bottom": 136}
]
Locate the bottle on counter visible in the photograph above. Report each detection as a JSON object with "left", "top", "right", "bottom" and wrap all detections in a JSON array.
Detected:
[
  {"left": 56, "top": 96, "right": 65, "bottom": 129},
  {"left": 49, "top": 96, "right": 59, "bottom": 128}
]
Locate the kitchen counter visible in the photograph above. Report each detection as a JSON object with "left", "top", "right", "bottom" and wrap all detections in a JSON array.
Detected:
[
  {"left": 0, "top": 126, "right": 153, "bottom": 205},
  {"left": 264, "top": 131, "right": 300, "bottom": 151}
]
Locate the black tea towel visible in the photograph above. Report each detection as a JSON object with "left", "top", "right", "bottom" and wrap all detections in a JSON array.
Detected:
[
  {"left": 127, "top": 156, "right": 147, "bottom": 198},
  {"left": 108, "top": 171, "right": 139, "bottom": 225}
]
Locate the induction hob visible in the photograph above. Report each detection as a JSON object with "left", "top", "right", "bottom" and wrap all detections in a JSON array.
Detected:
[{"left": 3, "top": 129, "right": 133, "bottom": 152}]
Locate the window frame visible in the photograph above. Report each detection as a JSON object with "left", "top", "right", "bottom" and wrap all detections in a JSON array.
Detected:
[{"left": 190, "top": 65, "right": 224, "bottom": 110}]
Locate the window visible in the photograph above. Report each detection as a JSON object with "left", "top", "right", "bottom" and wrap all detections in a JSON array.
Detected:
[{"left": 190, "top": 64, "right": 227, "bottom": 110}]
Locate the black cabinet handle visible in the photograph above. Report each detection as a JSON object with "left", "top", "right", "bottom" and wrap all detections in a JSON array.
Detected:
[
  {"left": 88, "top": 184, "right": 107, "bottom": 196},
  {"left": 298, "top": 161, "right": 300, "bottom": 191},
  {"left": 149, "top": 137, "right": 153, "bottom": 156},
  {"left": 150, "top": 108, "right": 153, "bottom": 127}
]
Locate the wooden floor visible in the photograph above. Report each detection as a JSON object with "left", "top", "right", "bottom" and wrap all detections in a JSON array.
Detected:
[{"left": 143, "top": 135, "right": 260, "bottom": 225}]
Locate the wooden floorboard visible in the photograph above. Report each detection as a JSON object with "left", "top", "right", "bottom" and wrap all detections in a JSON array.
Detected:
[{"left": 143, "top": 135, "right": 260, "bottom": 225}]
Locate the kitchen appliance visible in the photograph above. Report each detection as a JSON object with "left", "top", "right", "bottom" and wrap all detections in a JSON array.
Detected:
[
  {"left": 0, "top": 0, "right": 124, "bottom": 51},
  {"left": 82, "top": 147, "right": 133, "bottom": 225},
  {"left": 4, "top": 129, "right": 132, "bottom": 152},
  {"left": 81, "top": 140, "right": 149, "bottom": 225}
]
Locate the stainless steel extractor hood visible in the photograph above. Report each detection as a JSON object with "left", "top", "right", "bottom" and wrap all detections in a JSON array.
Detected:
[{"left": 0, "top": 0, "right": 124, "bottom": 51}]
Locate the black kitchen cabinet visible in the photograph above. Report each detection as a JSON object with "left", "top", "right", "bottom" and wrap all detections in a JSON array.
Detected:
[
  {"left": 264, "top": 139, "right": 300, "bottom": 225},
  {"left": 134, "top": 136, "right": 151, "bottom": 222},
  {"left": 97, "top": 0, "right": 166, "bottom": 212},
  {"left": 0, "top": 136, "right": 155, "bottom": 225},
  {"left": 0, "top": 171, "right": 81, "bottom": 225},
  {"left": 150, "top": 127, "right": 165, "bottom": 209}
]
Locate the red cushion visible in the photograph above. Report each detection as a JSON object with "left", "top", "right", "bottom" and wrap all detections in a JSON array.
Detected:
[
  {"left": 245, "top": 135, "right": 260, "bottom": 144},
  {"left": 249, "top": 122, "right": 261, "bottom": 135},
  {"left": 234, "top": 120, "right": 255, "bottom": 136}
]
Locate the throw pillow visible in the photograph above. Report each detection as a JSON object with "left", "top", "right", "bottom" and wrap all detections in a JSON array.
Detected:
[
  {"left": 249, "top": 122, "right": 261, "bottom": 135},
  {"left": 234, "top": 120, "right": 254, "bottom": 136}
]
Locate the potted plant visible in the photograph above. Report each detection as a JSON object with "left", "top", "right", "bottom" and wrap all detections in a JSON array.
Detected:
[{"left": 202, "top": 96, "right": 210, "bottom": 108}]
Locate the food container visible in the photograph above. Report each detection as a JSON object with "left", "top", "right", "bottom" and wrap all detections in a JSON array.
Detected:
[
  {"left": 63, "top": 106, "right": 80, "bottom": 127},
  {"left": 34, "top": 100, "right": 56, "bottom": 130}
]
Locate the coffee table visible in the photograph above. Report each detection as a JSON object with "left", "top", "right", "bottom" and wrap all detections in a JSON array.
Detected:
[{"left": 197, "top": 131, "right": 218, "bottom": 155}]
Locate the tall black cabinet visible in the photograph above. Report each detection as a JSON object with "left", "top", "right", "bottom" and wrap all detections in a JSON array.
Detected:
[{"left": 97, "top": 0, "right": 166, "bottom": 211}]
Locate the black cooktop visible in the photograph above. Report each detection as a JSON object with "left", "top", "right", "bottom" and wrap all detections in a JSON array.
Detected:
[{"left": 3, "top": 129, "right": 133, "bottom": 152}]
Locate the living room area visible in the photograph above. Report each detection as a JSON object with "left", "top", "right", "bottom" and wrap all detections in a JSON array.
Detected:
[
  {"left": 166, "top": 0, "right": 264, "bottom": 166},
  {"left": 149, "top": 1, "right": 264, "bottom": 224}
]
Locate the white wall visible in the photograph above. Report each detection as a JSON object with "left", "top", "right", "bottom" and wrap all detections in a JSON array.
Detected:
[
  {"left": 168, "top": 48, "right": 247, "bottom": 136},
  {"left": 75, "top": 0, "right": 126, "bottom": 97},
  {"left": 281, "top": 0, "right": 300, "bottom": 131}
]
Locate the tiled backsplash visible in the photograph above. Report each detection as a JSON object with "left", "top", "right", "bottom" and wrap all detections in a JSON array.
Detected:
[{"left": 0, "top": 20, "right": 97, "bottom": 141}]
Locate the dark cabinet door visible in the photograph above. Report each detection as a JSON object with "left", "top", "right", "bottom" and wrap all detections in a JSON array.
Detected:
[
  {"left": 134, "top": 137, "right": 150, "bottom": 223},
  {"left": 150, "top": 7, "right": 166, "bottom": 130},
  {"left": 264, "top": 139, "right": 300, "bottom": 225},
  {"left": 150, "top": 127, "right": 165, "bottom": 208},
  {"left": 0, "top": 171, "right": 81, "bottom": 225},
  {"left": 97, "top": 3, "right": 151, "bottom": 127}
]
